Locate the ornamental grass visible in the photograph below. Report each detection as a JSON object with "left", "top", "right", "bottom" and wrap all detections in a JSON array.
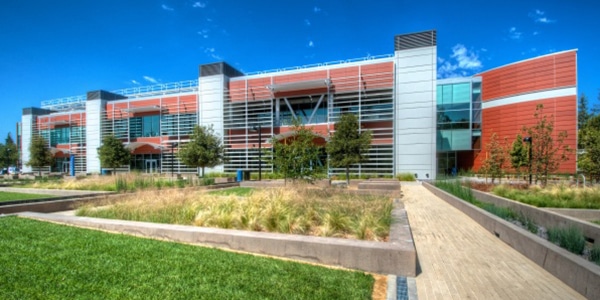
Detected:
[{"left": 76, "top": 186, "right": 393, "bottom": 241}]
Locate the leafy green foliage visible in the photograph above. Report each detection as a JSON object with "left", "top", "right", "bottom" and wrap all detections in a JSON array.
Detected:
[
  {"left": 270, "top": 118, "right": 324, "bottom": 183},
  {"left": 396, "top": 172, "right": 416, "bottom": 181},
  {"left": 97, "top": 135, "right": 131, "bottom": 174},
  {"left": 0, "top": 217, "right": 373, "bottom": 299},
  {"left": 578, "top": 114, "right": 600, "bottom": 182},
  {"left": 0, "top": 134, "right": 18, "bottom": 169},
  {"left": 327, "top": 114, "right": 372, "bottom": 185},
  {"left": 481, "top": 133, "right": 507, "bottom": 183},
  {"left": 509, "top": 134, "right": 529, "bottom": 176},
  {"left": 522, "top": 104, "right": 571, "bottom": 186},
  {"left": 26, "top": 135, "right": 53, "bottom": 176},
  {"left": 177, "top": 125, "right": 226, "bottom": 177}
]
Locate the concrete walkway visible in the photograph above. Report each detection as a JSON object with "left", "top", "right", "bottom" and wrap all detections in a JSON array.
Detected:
[{"left": 402, "top": 182, "right": 584, "bottom": 300}]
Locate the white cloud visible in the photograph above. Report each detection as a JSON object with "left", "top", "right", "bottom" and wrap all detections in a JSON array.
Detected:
[
  {"left": 314, "top": 6, "right": 321, "bottom": 13},
  {"left": 197, "top": 29, "right": 209, "bottom": 38},
  {"left": 437, "top": 44, "right": 482, "bottom": 79},
  {"left": 161, "top": 4, "right": 174, "bottom": 11},
  {"left": 509, "top": 27, "right": 522, "bottom": 40},
  {"left": 304, "top": 19, "right": 311, "bottom": 26},
  {"left": 529, "top": 9, "right": 555, "bottom": 23},
  {"left": 533, "top": 31, "right": 539, "bottom": 36},
  {"left": 193, "top": 2, "right": 206, "bottom": 8},
  {"left": 143, "top": 76, "right": 158, "bottom": 84},
  {"left": 131, "top": 80, "right": 141, "bottom": 85},
  {"left": 308, "top": 40, "right": 314, "bottom": 47},
  {"left": 204, "top": 47, "right": 222, "bottom": 60}
]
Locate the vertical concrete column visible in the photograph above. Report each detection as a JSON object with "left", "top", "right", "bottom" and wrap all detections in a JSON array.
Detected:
[
  {"left": 393, "top": 30, "right": 437, "bottom": 180},
  {"left": 85, "top": 99, "right": 106, "bottom": 174},
  {"left": 198, "top": 62, "right": 243, "bottom": 174},
  {"left": 20, "top": 114, "right": 34, "bottom": 173}
]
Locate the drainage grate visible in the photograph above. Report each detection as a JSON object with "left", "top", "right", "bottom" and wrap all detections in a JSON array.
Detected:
[{"left": 397, "top": 276, "right": 408, "bottom": 300}]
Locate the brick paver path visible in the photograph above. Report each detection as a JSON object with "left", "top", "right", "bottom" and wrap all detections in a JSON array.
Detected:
[{"left": 402, "top": 183, "right": 584, "bottom": 299}]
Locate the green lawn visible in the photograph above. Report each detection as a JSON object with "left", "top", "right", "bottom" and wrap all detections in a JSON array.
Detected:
[
  {"left": 207, "top": 187, "right": 254, "bottom": 196},
  {"left": 0, "top": 217, "right": 373, "bottom": 299},
  {"left": 0, "top": 191, "right": 52, "bottom": 202}
]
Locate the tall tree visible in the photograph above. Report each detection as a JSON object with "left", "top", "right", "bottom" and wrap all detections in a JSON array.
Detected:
[
  {"left": 0, "top": 133, "right": 18, "bottom": 169},
  {"left": 578, "top": 114, "right": 600, "bottom": 182},
  {"left": 26, "top": 135, "right": 53, "bottom": 176},
  {"left": 271, "top": 118, "right": 324, "bottom": 184},
  {"left": 522, "top": 104, "right": 571, "bottom": 186},
  {"left": 578, "top": 93, "right": 591, "bottom": 130},
  {"left": 509, "top": 134, "right": 529, "bottom": 179},
  {"left": 97, "top": 135, "right": 131, "bottom": 175},
  {"left": 481, "top": 133, "right": 506, "bottom": 184},
  {"left": 177, "top": 125, "right": 226, "bottom": 177},
  {"left": 327, "top": 113, "right": 372, "bottom": 185}
]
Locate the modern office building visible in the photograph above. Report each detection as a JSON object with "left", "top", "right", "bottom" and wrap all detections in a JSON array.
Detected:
[{"left": 18, "top": 30, "right": 578, "bottom": 179}]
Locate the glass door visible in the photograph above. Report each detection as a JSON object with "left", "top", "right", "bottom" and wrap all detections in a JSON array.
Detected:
[{"left": 145, "top": 159, "right": 158, "bottom": 173}]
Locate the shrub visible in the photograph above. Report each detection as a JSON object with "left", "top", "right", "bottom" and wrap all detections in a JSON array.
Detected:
[
  {"left": 547, "top": 226, "right": 586, "bottom": 255},
  {"left": 396, "top": 173, "right": 416, "bottom": 182}
]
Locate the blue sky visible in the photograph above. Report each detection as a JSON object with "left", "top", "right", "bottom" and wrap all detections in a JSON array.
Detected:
[{"left": 0, "top": 0, "right": 598, "bottom": 142}]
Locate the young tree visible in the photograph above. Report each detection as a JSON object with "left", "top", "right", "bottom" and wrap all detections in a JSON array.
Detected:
[
  {"left": 522, "top": 104, "right": 571, "bottom": 186},
  {"left": 177, "top": 124, "right": 226, "bottom": 177},
  {"left": 271, "top": 118, "right": 324, "bottom": 184},
  {"left": 509, "top": 134, "right": 528, "bottom": 179},
  {"left": 327, "top": 113, "right": 372, "bottom": 185},
  {"left": 481, "top": 133, "right": 506, "bottom": 184},
  {"left": 26, "top": 135, "right": 53, "bottom": 176},
  {"left": 97, "top": 135, "right": 131, "bottom": 175}
]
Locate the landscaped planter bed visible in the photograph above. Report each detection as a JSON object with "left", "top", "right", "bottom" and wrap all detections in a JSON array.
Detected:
[{"left": 423, "top": 181, "right": 600, "bottom": 299}]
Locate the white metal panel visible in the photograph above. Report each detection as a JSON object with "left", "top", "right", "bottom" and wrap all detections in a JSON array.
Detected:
[
  {"left": 86, "top": 99, "right": 105, "bottom": 174},
  {"left": 199, "top": 75, "right": 225, "bottom": 173},
  {"left": 21, "top": 115, "right": 33, "bottom": 173},
  {"left": 394, "top": 45, "right": 437, "bottom": 179}
]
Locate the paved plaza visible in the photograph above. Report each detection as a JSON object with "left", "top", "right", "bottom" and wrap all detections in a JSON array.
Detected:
[{"left": 402, "top": 182, "right": 583, "bottom": 299}]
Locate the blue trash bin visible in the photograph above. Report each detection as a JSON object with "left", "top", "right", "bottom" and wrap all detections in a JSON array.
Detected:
[{"left": 236, "top": 169, "right": 243, "bottom": 182}]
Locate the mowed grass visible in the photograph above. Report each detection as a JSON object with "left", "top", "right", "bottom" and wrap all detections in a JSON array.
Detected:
[
  {"left": 492, "top": 184, "right": 600, "bottom": 209},
  {"left": 0, "top": 216, "right": 374, "bottom": 299},
  {"left": 77, "top": 187, "right": 393, "bottom": 241},
  {"left": 0, "top": 191, "right": 52, "bottom": 202}
]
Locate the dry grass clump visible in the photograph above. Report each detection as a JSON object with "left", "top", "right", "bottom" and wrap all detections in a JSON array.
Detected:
[
  {"left": 77, "top": 186, "right": 393, "bottom": 241},
  {"left": 26, "top": 175, "right": 118, "bottom": 191}
]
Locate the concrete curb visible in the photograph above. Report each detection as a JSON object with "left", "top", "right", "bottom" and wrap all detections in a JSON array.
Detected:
[
  {"left": 423, "top": 182, "right": 600, "bottom": 299},
  {"left": 18, "top": 208, "right": 418, "bottom": 276}
]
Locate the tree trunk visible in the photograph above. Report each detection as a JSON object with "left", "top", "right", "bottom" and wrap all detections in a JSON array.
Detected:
[
  {"left": 201, "top": 167, "right": 205, "bottom": 178},
  {"left": 345, "top": 167, "right": 350, "bottom": 186}
]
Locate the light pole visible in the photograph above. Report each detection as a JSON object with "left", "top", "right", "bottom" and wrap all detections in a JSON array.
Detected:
[
  {"left": 170, "top": 142, "right": 178, "bottom": 178},
  {"left": 523, "top": 136, "right": 532, "bottom": 185},
  {"left": 253, "top": 125, "right": 262, "bottom": 181}
]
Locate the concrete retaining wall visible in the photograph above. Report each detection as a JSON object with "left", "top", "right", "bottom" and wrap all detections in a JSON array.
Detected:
[
  {"left": 0, "top": 194, "right": 118, "bottom": 214},
  {"left": 471, "top": 189, "right": 600, "bottom": 246},
  {"left": 423, "top": 182, "right": 600, "bottom": 299},
  {"left": 19, "top": 207, "right": 417, "bottom": 276},
  {"left": 545, "top": 208, "right": 600, "bottom": 222}
]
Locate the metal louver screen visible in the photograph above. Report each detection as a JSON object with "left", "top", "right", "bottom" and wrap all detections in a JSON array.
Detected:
[
  {"left": 395, "top": 30, "right": 437, "bottom": 50},
  {"left": 200, "top": 62, "right": 244, "bottom": 78}
]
